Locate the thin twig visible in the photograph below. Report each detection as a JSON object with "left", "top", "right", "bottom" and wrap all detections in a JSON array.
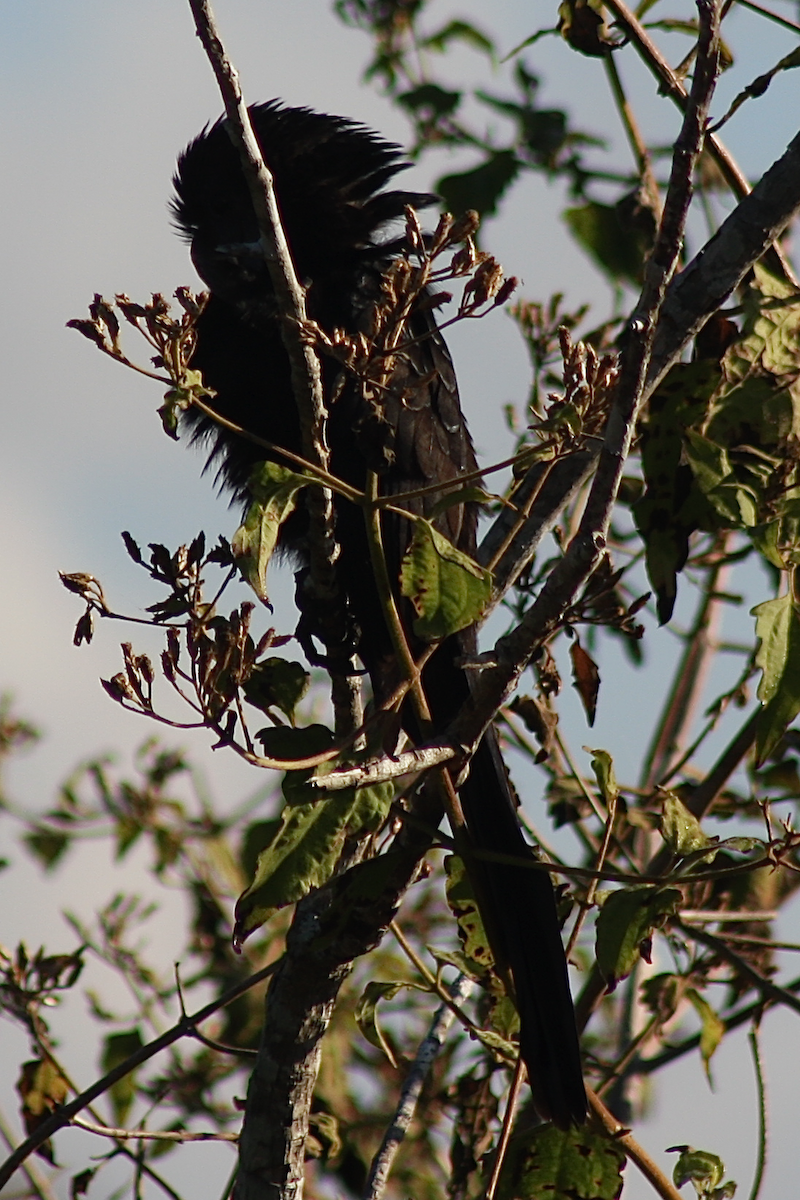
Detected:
[
  {"left": 0, "top": 1107, "right": 58, "bottom": 1200},
  {"left": 587, "top": 1087, "right": 685, "bottom": 1200},
  {"left": 639, "top": 539, "right": 731, "bottom": 790},
  {"left": 71, "top": 1117, "right": 239, "bottom": 1144},
  {"left": 606, "top": 0, "right": 798, "bottom": 292},
  {"left": 638, "top": 973, "right": 800, "bottom": 1075},
  {"left": 747, "top": 1025, "right": 768, "bottom": 1200},
  {"left": 389, "top": 921, "right": 484, "bottom": 1041},
  {"left": 483, "top": 1058, "right": 525, "bottom": 1200},
  {"left": 676, "top": 919, "right": 800, "bottom": 1017},
  {"left": 0, "top": 960, "right": 280, "bottom": 1190},
  {"left": 565, "top": 787, "right": 618, "bottom": 960},
  {"left": 363, "top": 974, "right": 474, "bottom": 1200}
]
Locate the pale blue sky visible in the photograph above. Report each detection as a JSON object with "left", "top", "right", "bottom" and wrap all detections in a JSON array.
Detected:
[{"left": 1, "top": 3, "right": 798, "bottom": 1196}]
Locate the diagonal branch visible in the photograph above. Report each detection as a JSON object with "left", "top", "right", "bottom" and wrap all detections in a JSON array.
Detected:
[
  {"left": 605, "top": 0, "right": 799, "bottom": 287},
  {"left": 0, "top": 962, "right": 280, "bottom": 1191}
]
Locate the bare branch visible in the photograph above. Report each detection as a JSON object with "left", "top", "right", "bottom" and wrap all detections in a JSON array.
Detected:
[
  {"left": 605, "top": 0, "right": 799, "bottom": 286},
  {"left": 449, "top": 1, "right": 723, "bottom": 758},
  {"left": 646, "top": 130, "right": 800, "bottom": 397},
  {"left": 309, "top": 743, "right": 456, "bottom": 791},
  {"left": 364, "top": 974, "right": 474, "bottom": 1200},
  {"left": 587, "top": 1088, "right": 685, "bottom": 1200},
  {"left": 71, "top": 1117, "right": 239, "bottom": 1145},
  {"left": 0, "top": 962, "right": 279, "bottom": 1191}
]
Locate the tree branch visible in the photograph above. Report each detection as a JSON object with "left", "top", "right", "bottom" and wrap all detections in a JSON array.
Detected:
[
  {"left": 587, "top": 1088, "right": 685, "bottom": 1200},
  {"left": 0, "top": 962, "right": 279, "bottom": 1191},
  {"left": 646, "top": 129, "right": 800, "bottom": 397},
  {"left": 605, "top": 0, "right": 799, "bottom": 287},
  {"left": 364, "top": 974, "right": 474, "bottom": 1200},
  {"left": 233, "top": 809, "right": 439, "bottom": 1200}
]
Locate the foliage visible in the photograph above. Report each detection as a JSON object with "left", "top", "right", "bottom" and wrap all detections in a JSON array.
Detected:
[{"left": 3, "top": 1, "right": 800, "bottom": 1199}]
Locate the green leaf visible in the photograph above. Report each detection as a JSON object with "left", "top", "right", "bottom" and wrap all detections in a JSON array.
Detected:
[
  {"left": 114, "top": 815, "right": 142, "bottom": 860},
  {"left": 400, "top": 518, "right": 491, "bottom": 640},
  {"left": 752, "top": 594, "right": 800, "bottom": 762},
  {"left": 683, "top": 429, "right": 731, "bottom": 494},
  {"left": 484, "top": 101, "right": 569, "bottom": 166},
  {"left": 234, "top": 727, "right": 394, "bottom": 945},
  {"left": 660, "top": 792, "right": 711, "bottom": 857},
  {"left": 244, "top": 658, "right": 310, "bottom": 724},
  {"left": 497, "top": 1122, "right": 626, "bottom": 1200},
  {"left": 749, "top": 521, "right": 785, "bottom": 570},
  {"left": 254, "top": 723, "right": 333, "bottom": 764},
  {"left": 17, "top": 1059, "right": 70, "bottom": 1164},
  {"left": 595, "top": 885, "right": 681, "bottom": 987},
  {"left": 232, "top": 461, "right": 308, "bottom": 600},
  {"left": 753, "top": 593, "right": 793, "bottom": 703},
  {"left": 397, "top": 83, "right": 462, "bottom": 118},
  {"left": 633, "top": 361, "right": 721, "bottom": 622},
  {"left": 640, "top": 973, "right": 682, "bottom": 1022},
  {"left": 427, "top": 946, "right": 485, "bottom": 981},
  {"left": 683, "top": 430, "right": 758, "bottom": 527},
  {"left": 732, "top": 262, "right": 800, "bottom": 386},
  {"left": 419, "top": 20, "right": 494, "bottom": 56},
  {"left": 564, "top": 200, "right": 644, "bottom": 285},
  {"left": 717, "top": 836, "right": 762, "bottom": 854},
  {"left": 669, "top": 1146, "right": 733, "bottom": 1198},
  {"left": 473, "top": 1026, "right": 518, "bottom": 1057},
  {"left": 429, "top": 486, "right": 492, "bottom": 519},
  {"left": 23, "top": 828, "right": 71, "bottom": 870},
  {"left": 71, "top": 1167, "right": 98, "bottom": 1198},
  {"left": 686, "top": 989, "right": 725, "bottom": 1084},
  {"left": 437, "top": 150, "right": 520, "bottom": 218},
  {"left": 586, "top": 747, "right": 618, "bottom": 807},
  {"left": 355, "top": 980, "right": 419, "bottom": 1066},
  {"left": 101, "top": 1028, "right": 144, "bottom": 1125},
  {"left": 444, "top": 855, "right": 495, "bottom": 973},
  {"left": 558, "top": 0, "right": 618, "bottom": 57}
]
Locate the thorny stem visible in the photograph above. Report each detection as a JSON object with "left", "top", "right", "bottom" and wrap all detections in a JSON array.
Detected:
[{"left": 747, "top": 1026, "right": 768, "bottom": 1200}]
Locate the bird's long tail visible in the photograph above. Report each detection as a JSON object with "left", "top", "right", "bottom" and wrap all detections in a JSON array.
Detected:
[{"left": 458, "top": 729, "right": 586, "bottom": 1129}]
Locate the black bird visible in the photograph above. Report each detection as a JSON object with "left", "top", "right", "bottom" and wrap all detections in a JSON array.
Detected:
[{"left": 172, "top": 100, "right": 586, "bottom": 1128}]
